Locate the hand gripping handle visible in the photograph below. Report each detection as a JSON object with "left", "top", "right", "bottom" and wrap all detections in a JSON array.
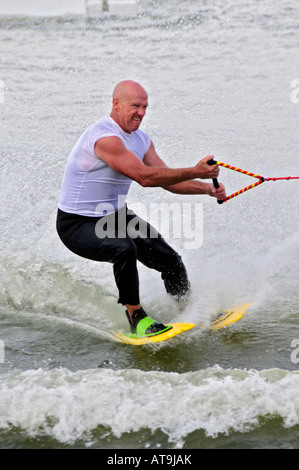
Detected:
[{"left": 207, "top": 159, "right": 224, "bottom": 204}]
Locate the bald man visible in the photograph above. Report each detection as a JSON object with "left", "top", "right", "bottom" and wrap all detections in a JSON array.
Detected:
[{"left": 57, "top": 80, "right": 226, "bottom": 338}]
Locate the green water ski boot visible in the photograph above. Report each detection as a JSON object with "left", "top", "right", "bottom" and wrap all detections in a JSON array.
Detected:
[{"left": 125, "top": 307, "right": 172, "bottom": 338}]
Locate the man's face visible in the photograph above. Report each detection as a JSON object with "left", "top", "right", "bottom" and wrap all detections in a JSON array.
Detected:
[{"left": 114, "top": 88, "right": 148, "bottom": 133}]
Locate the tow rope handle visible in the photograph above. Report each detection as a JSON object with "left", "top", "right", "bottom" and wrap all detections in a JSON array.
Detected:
[
  {"left": 207, "top": 158, "right": 299, "bottom": 204},
  {"left": 207, "top": 159, "right": 224, "bottom": 204}
]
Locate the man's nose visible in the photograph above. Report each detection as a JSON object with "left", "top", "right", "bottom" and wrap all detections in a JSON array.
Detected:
[{"left": 137, "top": 106, "right": 146, "bottom": 117}]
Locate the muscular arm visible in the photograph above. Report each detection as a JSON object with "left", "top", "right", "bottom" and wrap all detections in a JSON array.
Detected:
[
  {"left": 94, "top": 137, "right": 225, "bottom": 199},
  {"left": 143, "top": 142, "right": 210, "bottom": 195},
  {"left": 143, "top": 142, "right": 226, "bottom": 199}
]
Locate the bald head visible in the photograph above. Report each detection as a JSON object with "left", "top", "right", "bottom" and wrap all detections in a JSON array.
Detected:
[
  {"left": 112, "top": 80, "right": 148, "bottom": 102},
  {"left": 110, "top": 80, "right": 148, "bottom": 133}
]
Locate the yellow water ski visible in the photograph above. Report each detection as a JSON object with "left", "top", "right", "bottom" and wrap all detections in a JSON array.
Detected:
[
  {"left": 210, "top": 303, "right": 253, "bottom": 330},
  {"left": 112, "top": 322, "right": 195, "bottom": 345},
  {"left": 111, "top": 303, "right": 253, "bottom": 345}
]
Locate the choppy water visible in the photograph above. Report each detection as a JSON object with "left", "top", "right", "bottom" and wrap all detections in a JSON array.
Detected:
[{"left": 1, "top": 0, "right": 299, "bottom": 451}]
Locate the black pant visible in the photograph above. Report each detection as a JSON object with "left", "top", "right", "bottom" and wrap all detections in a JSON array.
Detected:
[{"left": 56, "top": 206, "right": 190, "bottom": 306}]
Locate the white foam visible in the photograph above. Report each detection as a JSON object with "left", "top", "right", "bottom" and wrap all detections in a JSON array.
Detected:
[{"left": 1, "top": 366, "right": 299, "bottom": 446}]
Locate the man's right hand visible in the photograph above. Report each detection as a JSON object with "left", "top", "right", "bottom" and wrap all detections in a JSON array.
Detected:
[{"left": 207, "top": 182, "right": 226, "bottom": 200}]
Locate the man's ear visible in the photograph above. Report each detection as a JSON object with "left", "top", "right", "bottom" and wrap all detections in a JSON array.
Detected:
[{"left": 112, "top": 97, "right": 120, "bottom": 111}]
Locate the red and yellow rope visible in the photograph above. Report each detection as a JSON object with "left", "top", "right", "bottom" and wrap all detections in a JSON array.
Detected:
[
  {"left": 214, "top": 161, "right": 263, "bottom": 180},
  {"left": 213, "top": 160, "right": 299, "bottom": 203}
]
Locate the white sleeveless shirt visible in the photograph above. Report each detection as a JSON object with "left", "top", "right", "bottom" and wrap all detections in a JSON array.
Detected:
[{"left": 58, "top": 115, "right": 151, "bottom": 216}]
